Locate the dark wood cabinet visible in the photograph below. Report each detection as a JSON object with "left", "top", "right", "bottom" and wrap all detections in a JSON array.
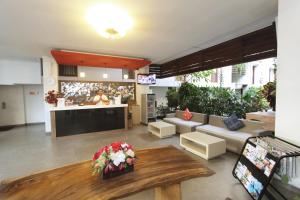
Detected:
[{"left": 55, "top": 107, "right": 125, "bottom": 137}]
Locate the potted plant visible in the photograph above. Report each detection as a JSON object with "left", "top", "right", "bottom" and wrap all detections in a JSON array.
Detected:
[
  {"left": 45, "top": 90, "right": 61, "bottom": 107},
  {"left": 92, "top": 142, "right": 136, "bottom": 179}
]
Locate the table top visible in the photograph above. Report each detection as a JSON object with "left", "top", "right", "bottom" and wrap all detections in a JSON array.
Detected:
[
  {"left": 148, "top": 121, "right": 176, "bottom": 128},
  {"left": 181, "top": 132, "right": 225, "bottom": 145},
  {"left": 48, "top": 104, "right": 128, "bottom": 111},
  {"left": 0, "top": 146, "right": 214, "bottom": 200}
]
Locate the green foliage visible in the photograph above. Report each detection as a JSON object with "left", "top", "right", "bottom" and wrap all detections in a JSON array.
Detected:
[
  {"left": 242, "top": 87, "right": 269, "bottom": 112},
  {"left": 262, "top": 81, "right": 276, "bottom": 111},
  {"left": 177, "top": 70, "right": 214, "bottom": 83},
  {"left": 175, "top": 83, "right": 269, "bottom": 118},
  {"left": 281, "top": 174, "right": 290, "bottom": 185},
  {"left": 156, "top": 104, "right": 171, "bottom": 117},
  {"left": 293, "top": 196, "right": 300, "bottom": 200},
  {"left": 166, "top": 88, "right": 179, "bottom": 110},
  {"left": 189, "top": 70, "right": 214, "bottom": 82},
  {"left": 233, "top": 63, "right": 246, "bottom": 75}
]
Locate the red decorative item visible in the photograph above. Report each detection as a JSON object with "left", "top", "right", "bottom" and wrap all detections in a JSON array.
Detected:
[
  {"left": 45, "top": 90, "right": 60, "bottom": 105},
  {"left": 183, "top": 108, "right": 193, "bottom": 121},
  {"left": 92, "top": 142, "right": 136, "bottom": 180}
]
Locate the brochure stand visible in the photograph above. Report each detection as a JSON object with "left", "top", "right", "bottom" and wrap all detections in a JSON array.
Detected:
[{"left": 232, "top": 136, "right": 300, "bottom": 200}]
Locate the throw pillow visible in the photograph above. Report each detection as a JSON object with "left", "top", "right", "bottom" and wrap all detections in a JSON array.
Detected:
[
  {"left": 183, "top": 108, "right": 193, "bottom": 121},
  {"left": 223, "top": 114, "right": 245, "bottom": 131}
]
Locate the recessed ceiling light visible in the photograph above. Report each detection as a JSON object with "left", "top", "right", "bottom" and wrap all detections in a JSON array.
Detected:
[
  {"left": 86, "top": 4, "right": 133, "bottom": 39},
  {"left": 79, "top": 72, "right": 86, "bottom": 78},
  {"left": 103, "top": 73, "right": 108, "bottom": 79}
]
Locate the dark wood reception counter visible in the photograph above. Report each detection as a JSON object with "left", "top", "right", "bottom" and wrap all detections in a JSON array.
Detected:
[{"left": 49, "top": 104, "right": 128, "bottom": 138}]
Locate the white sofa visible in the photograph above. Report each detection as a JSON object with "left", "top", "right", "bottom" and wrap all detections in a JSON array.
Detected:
[
  {"left": 163, "top": 110, "right": 208, "bottom": 134},
  {"left": 196, "top": 115, "right": 265, "bottom": 154}
]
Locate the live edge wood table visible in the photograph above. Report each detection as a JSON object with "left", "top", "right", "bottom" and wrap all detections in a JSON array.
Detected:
[{"left": 0, "top": 146, "right": 214, "bottom": 200}]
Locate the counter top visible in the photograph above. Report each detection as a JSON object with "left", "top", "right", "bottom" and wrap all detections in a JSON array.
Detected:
[{"left": 48, "top": 104, "right": 128, "bottom": 111}]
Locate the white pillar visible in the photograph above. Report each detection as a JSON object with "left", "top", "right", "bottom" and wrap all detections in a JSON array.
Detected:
[
  {"left": 276, "top": 0, "right": 300, "bottom": 188},
  {"left": 42, "top": 56, "right": 58, "bottom": 132}
]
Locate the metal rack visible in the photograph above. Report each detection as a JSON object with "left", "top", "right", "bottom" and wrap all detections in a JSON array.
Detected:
[{"left": 232, "top": 136, "right": 300, "bottom": 200}]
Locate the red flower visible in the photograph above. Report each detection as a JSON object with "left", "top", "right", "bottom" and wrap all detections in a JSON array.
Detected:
[
  {"left": 126, "top": 157, "right": 135, "bottom": 165},
  {"left": 111, "top": 141, "right": 122, "bottom": 152},
  {"left": 104, "top": 163, "right": 114, "bottom": 174},
  {"left": 92, "top": 146, "right": 109, "bottom": 161},
  {"left": 93, "top": 151, "right": 102, "bottom": 161},
  {"left": 127, "top": 144, "right": 133, "bottom": 150},
  {"left": 119, "top": 163, "right": 125, "bottom": 171}
]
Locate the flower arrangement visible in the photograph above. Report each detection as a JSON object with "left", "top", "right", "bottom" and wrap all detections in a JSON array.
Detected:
[
  {"left": 92, "top": 142, "right": 136, "bottom": 179},
  {"left": 45, "top": 90, "right": 61, "bottom": 105}
]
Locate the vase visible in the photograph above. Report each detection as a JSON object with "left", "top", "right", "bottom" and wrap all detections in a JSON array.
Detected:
[{"left": 102, "top": 165, "right": 134, "bottom": 180}]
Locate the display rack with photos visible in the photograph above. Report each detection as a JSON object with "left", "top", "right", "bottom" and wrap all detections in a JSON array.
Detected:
[{"left": 232, "top": 136, "right": 300, "bottom": 200}]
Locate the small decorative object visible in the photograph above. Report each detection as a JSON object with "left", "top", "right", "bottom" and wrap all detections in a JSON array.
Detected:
[
  {"left": 45, "top": 90, "right": 61, "bottom": 106},
  {"left": 56, "top": 98, "right": 65, "bottom": 107},
  {"left": 92, "top": 142, "right": 136, "bottom": 179},
  {"left": 183, "top": 108, "right": 193, "bottom": 121}
]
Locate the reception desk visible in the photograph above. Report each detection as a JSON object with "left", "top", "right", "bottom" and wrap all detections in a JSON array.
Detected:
[{"left": 49, "top": 104, "right": 128, "bottom": 138}]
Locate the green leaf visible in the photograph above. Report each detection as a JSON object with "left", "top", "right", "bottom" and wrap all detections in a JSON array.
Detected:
[
  {"left": 281, "top": 174, "right": 289, "bottom": 185},
  {"left": 293, "top": 196, "right": 300, "bottom": 200}
]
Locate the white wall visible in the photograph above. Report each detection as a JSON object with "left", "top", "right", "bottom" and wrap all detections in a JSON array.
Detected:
[
  {"left": 277, "top": 0, "right": 300, "bottom": 188},
  {"left": 0, "top": 85, "right": 25, "bottom": 126},
  {"left": 0, "top": 59, "right": 41, "bottom": 85},
  {"left": 24, "top": 85, "right": 44, "bottom": 124}
]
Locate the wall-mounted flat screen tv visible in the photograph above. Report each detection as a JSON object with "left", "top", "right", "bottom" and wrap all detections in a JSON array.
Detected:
[{"left": 137, "top": 74, "right": 156, "bottom": 85}]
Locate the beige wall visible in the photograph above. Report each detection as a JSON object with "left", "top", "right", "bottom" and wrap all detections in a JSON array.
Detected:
[{"left": 0, "top": 85, "right": 25, "bottom": 126}]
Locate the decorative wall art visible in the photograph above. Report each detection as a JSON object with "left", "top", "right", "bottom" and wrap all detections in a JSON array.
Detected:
[{"left": 59, "top": 81, "right": 135, "bottom": 104}]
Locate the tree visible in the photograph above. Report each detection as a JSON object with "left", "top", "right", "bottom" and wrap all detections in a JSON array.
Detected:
[{"left": 177, "top": 70, "right": 214, "bottom": 83}]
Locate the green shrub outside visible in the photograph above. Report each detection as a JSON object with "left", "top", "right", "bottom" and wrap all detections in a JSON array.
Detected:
[{"left": 169, "top": 83, "right": 269, "bottom": 118}]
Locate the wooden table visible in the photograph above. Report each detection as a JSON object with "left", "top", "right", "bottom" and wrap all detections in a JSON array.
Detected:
[{"left": 0, "top": 146, "right": 214, "bottom": 200}]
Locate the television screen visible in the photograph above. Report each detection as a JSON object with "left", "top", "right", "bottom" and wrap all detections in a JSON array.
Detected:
[{"left": 137, "top": 74, "right": 156, "bottom": 85}]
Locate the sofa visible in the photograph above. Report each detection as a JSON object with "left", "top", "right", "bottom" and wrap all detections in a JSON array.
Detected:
[
  {"left": 196, "top": 115, "right": 265, "bottom": 154},
  {"left": 163, "top": 110, "right": 208, "bottom": 134}
]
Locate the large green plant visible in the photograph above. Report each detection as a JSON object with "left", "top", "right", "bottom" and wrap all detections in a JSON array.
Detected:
[
  {"left": 166, "top": 88, "right": 179, "bottom": 111},
  {"left": 242, "top": 87, "right": 269, "bottom": 112},
  {"left": 176, "top": 83, "right": 269, "bottom": 118}
]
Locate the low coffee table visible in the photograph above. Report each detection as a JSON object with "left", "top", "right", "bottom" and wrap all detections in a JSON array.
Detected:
[
  {"left": 180, "top": 132, "right": 226, "bottom": 160},
  {"left": 148, "top": 121, "right": 176, "bottom": 138}
]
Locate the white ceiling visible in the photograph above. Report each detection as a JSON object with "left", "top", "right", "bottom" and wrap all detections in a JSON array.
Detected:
[{"left": 0, "top": 0, "right": 278, "bottom": 63}]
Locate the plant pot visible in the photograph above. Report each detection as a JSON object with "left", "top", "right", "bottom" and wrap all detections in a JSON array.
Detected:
[{"left": 102, "top": 165, "right": 134, "bottom": 180}]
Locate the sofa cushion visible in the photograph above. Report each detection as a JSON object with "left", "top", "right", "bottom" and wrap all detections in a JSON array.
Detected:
[
  {"left": 196, "top": 125, "right": 254, "bottom": 153},
  {"left": 183, "top": 108, "right": 193, "bottom": 121},
  {"left": 164, "top": 117, "right": 203, "bottom": 128},
  {"left": 196, "top": 125, "right": 252, "bottom": 142},
  {"left": 223, "top": 114, "right": 245, "bottom": 131}
]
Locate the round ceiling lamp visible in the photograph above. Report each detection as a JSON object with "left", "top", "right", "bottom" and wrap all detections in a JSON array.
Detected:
[{"left": 86, "top": 4, "right": 133, "bottom": 39}]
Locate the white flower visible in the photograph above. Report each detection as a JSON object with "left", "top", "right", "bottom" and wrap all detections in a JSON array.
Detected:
[
  {"left": 126, "top": 149, "right": 135, "bottom": 157},
  {"left": 121, "top": 143, "right": 129, "bottom": 149},
  {"left": 109, "top": 150, "right": 126, "bottom": 166}
]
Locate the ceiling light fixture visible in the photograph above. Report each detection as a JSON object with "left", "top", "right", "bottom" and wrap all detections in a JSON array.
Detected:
[
  {"left": 123, "top": 74, "right": 129, "bottom": 79},
  {"left": 86, "top": 4, "right": 133, "bottom": 39}
]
